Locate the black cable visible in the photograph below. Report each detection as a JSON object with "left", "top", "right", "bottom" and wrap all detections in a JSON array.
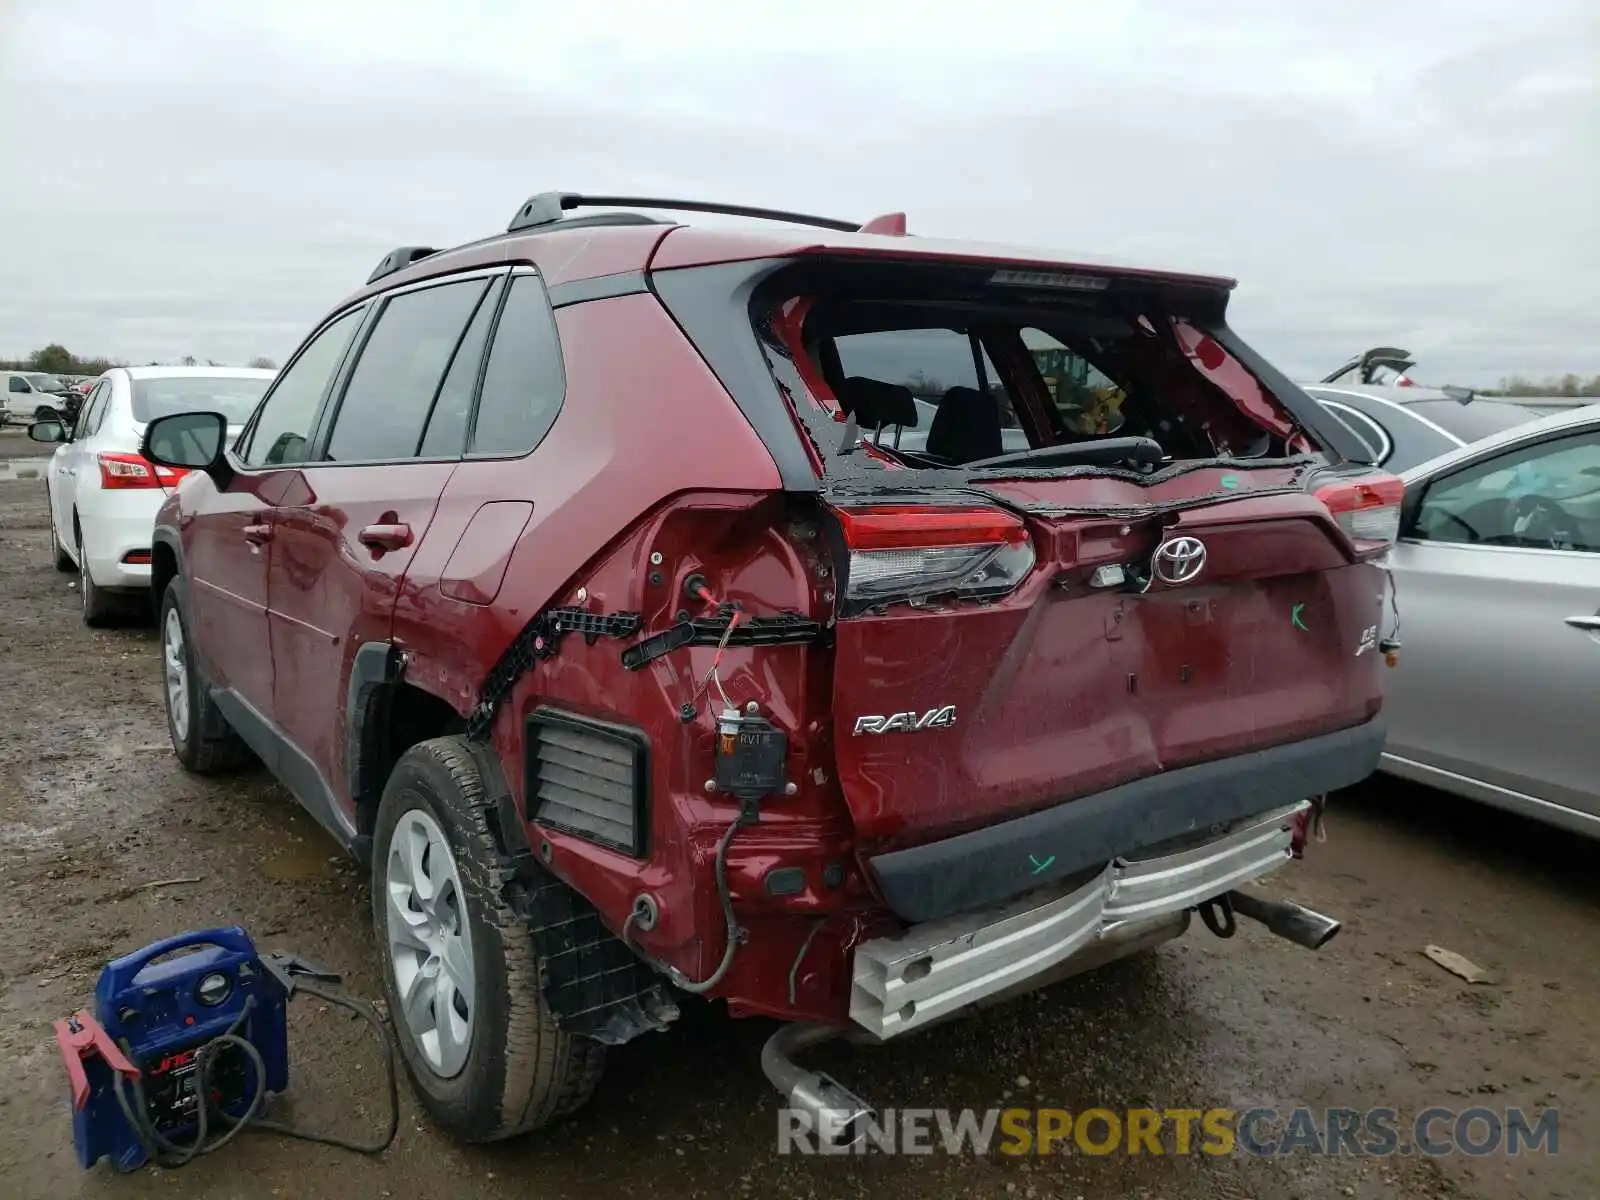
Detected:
[
  {"left": 248, "top": 981, "right": 399, "bottom": 1155},
  {"left": 111, "top": 984, "right": 398, "bottom": 1168},
  {"left": 623, "top": 814, "right": 751, "bottom": 993}
]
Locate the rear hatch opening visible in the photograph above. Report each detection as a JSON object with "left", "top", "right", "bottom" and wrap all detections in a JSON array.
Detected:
[{"left": 659, "top": 254, "right": 1398, "bottom": 852}]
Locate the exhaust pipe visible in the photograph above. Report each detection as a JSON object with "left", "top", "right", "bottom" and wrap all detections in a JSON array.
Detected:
[
  {"left": 1226, "top": 890, "right": 1342, "bottom": 950},
  {"left": 761, "top": 1023, "right": 876, "bottom": 1149}
]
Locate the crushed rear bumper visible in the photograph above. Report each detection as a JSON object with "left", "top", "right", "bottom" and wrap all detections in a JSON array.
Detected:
[
  {"left": 849, "top": 800, "right": 1307, "bottom": 1039},
  {"left": 867, "top": 716, "right": 1383, "bottom": 923}
]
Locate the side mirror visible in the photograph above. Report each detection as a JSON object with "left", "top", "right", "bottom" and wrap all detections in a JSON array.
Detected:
[
  {"left": 141, "top": 411, "right": 233, "bottom": 487},
  {"left": 28, "top": 420, "right": 67, "bottom": 444}
]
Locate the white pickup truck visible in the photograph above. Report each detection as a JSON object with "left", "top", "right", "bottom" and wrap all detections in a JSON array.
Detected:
[{"left": 3, "top": 371, "right": 78, "bottom": 426}]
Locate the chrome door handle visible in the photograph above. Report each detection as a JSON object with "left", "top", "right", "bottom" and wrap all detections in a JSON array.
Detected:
[
  {"left": 359, "top": 523, "right": 412, "bottom": 552},
  {"left": 1563, "top": 615, "right": 1600, "bottom": 632}
]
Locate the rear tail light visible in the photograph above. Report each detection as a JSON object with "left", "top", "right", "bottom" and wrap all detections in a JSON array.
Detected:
[
  {"left": 1315, "top": 473, "right": 1404, "bottom": 557},
  {"left": 832, "top": 504, "right": 1035, "bottom": 609},
  {"left": 97, "top": 453, "right": 187, "bottom": 490}
]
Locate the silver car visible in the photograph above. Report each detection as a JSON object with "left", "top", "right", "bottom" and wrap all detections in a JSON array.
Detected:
[{"left": 1383, "top": 402, "right": 1600, "bottom": 837}]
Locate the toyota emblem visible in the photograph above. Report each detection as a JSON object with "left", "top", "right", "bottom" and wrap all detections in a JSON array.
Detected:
[{"left": 1151, "top": 535, "right": 1207, "bottom": 585}]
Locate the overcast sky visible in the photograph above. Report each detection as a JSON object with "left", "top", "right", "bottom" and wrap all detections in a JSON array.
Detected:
[{"left": 2, "top": 0, "right": 1595, "bottom": 385}]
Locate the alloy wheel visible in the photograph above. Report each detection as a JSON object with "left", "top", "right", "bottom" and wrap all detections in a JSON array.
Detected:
[
  {"left": 163, "top": 606, "right": 189, "bottom": 739},
  {"left": 385, "top": 808, "right": 475, "bottom": 1078}
]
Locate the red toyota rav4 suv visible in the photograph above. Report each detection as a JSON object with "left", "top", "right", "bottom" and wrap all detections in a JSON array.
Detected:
[{"left": 142, "top": 193, "right": 1398, "bottom": 1145}]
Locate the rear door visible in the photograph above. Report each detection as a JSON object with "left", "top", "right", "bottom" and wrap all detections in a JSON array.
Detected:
[
  {"left": 266, "top": 270, "right": 500, "bottom": 818},
  {"left": 1386, "top": 424, "right": 1600, "bottom": 820},
  {"left": 186, "top": 308, "right": 366, "bottom": 717},
  {"left": 51, "top": 379, "right": 108, "bottom": 538}
]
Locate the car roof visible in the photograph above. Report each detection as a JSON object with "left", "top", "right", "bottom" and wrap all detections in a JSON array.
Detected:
[
  {"left": 119, "top": 366, "right": 276, "bottom": 381},
  {"left": 336, "top": 209, "right": 1239, "bottom": 317},
  {"left": 1400, "top": 401, "right": 1600, "bottom": 482}
]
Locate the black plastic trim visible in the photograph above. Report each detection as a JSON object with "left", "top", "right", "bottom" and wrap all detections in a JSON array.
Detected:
[
  {"left": 509, "top": 191, "right": 857, "bottom": 233},
  {"left": 211, "top": 687, "right": 363, "bottom": 857},
  {"left": 650, "top": 258, "right": 822, "bottom": 492},
  {"left": 868, "top": 716, "right": 1386, "bottom": 923},
  {"left": 620, "top": 612, "right": 825, "bottom": 670},
  {"left": 345, "top": 640, "right": 402, "bottom": 829},
  {"left": 525, "top": 707, "right": 652, "bottom": 858},
  {"left": 367, "top": 246, "right": 439, "bottom": 284},
  {"left": 548, "top": 270, "right": 649, "bottom": 308}
]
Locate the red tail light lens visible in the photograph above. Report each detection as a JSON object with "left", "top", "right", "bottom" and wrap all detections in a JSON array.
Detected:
[
  {"left": 97, "top": 453, "right": 187, "bottom": 490},
  {"left": 1315, "top": 473, "right": 1404, "bottom": 557},
  {"left": 833, "top": 504, "right": 1035, "bottom": 608}
]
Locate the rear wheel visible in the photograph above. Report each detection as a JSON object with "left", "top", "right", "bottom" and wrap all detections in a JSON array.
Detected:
[
  {"left": 77, "top": 527, "right": 117, "bottom": 627},
  {"left": 372, "top": 737, "right": 604, "bottom": 1142},
  {"left": 160, "top": 578, "right": 250, "bottom": 773}
]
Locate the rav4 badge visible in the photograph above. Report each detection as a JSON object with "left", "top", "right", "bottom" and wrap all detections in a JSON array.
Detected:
[{"left": 853, "top": 706, "right": 958, "bottom": 736}]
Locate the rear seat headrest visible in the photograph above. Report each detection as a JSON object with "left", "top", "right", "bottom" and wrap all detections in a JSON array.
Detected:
[{"left": 836, "top": 377, "right": 919, "bottom": 431}]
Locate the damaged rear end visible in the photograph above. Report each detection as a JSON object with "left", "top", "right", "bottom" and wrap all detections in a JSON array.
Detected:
[{"left": 637, "top": 236, "right": 1396, "bottom": 1117}]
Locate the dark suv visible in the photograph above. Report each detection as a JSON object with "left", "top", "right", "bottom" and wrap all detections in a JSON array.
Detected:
[{"left": 143, "top": 193, "right": 1398, "bottom": 1145}]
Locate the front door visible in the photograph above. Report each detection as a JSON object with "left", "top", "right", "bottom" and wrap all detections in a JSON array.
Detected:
[
  {"left": 267, "top": 273, "right": 495, "bottom": 826},
  {"left": 49, "top": 379, "right": 107, "bottom": 541},
  {"left": 1387, "top": 424, "right": 1600, "bottom": 819},
  {"left": 191, "top": 307, "right": 367, "bottom": 719}
]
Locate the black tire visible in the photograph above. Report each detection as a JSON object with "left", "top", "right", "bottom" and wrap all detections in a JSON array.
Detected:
[
  {"left": 77, "top": 527, "right": 118, "bottom": 627},
  {"left": 49, "top": 507, "right": 73, "bottom": 572},
  {"left": 371, "top": 737, "right": 605, "bottom": 1142},
  {"left": 160, "top": 578, "right": 251, "bottom": 773}
]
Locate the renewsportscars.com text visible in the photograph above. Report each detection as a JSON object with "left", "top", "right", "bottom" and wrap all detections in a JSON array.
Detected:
[{"left": 778, "top": 1105, "right": 1560, "bottom": 1157}]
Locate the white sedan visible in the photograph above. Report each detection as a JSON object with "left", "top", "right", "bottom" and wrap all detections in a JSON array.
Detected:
[{"left": 30, "top": 367, "right": 274, "bottom": 625}]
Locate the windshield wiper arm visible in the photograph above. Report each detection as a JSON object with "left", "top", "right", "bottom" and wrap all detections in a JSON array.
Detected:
[{"left": 964, "top": 436, "right": 1166, "bottom": 471}]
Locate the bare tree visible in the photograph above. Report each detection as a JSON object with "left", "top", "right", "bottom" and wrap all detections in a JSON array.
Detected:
[{"left": 247, "top": 356, "right": 278, "bottom": 370}]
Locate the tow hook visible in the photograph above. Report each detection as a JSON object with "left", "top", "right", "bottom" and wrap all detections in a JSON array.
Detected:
[
  {"left": 760, "top": 1023, "right": 876, "bottom": 1149},
  {"left": 1218, "top": 889, "right": 1343, "bottom": 950}
]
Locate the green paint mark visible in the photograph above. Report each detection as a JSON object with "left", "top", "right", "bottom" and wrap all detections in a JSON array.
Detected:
[
  {"left": 1291, "top": 602, "right": 1308, "bottom": 631},
  {"left": 1029, "top": 854, "right": 1056, "bottom": 875},
  {"left": 1220, "top": 474, "right": 1239, "bottom": 490}
]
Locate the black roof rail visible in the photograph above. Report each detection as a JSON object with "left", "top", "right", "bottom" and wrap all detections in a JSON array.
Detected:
[
  {"left": 506, "top": 192, "right": 862, "bottom": 234},
  {"left": 367, "top": 246, "right": 439, "bottom": 285}
]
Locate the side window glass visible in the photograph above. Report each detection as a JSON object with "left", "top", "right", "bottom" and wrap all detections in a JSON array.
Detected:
[
  {"left": 241, "top": 309, "right": 362, "bottom": 467},
  {"left": 75, "top": 383, "right": 105, "bottom": 438},
  {"left": 324, "top": 277, "right": 491, "bottom": 462},
  {"left": 1315, "top": 399, "right": 1391, "bottom": 467},
  {"left": 90, "top": 383, "right": 113, "bottom": 435},
  {"left": 8, "top": 376, "right": 27, "bottom": 393},
  {"left": 1413, "top": 430, "right": 1600, "bottom": 553},
  {"left": 420, "top": 277, "right": 503, "bottom": 458},
  {"left": 468, "top": 275, "right": 565, "bottom": 456}
]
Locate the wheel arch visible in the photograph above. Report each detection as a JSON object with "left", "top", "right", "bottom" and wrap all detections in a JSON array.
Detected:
[
  {"left": 151, "top": 527, "right": 182, "bottom": 619},
  {"left": 347, "top": 643, "right": 478, "bottom": 865}
]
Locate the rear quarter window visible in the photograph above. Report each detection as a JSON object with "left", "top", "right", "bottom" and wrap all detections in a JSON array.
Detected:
[{"left": 467, "top": 274, "right": 565, "bottom": 457}]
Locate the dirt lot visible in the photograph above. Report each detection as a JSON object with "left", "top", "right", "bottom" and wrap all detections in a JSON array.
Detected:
[{"left": 0, "top": 428, "right": 1595, "bottom": 1199}]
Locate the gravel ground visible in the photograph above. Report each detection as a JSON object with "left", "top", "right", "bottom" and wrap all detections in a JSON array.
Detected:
[{"left": 0, "top": 428, "right": 1595, "bottom": 1199}]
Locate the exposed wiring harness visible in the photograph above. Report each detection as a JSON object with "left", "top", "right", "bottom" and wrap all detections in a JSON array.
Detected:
[
  {"left": 110, "top": 981, "right": 397, "bottom": 1169},
  {"left": 619, "top": 580, "right": 772, "bottom": 995},
  {"left": 621, "top": 814, "right": 753, "bottom": 994},
  {"left": 686, "top": 583, "right": 743, "bottom": 713}
]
